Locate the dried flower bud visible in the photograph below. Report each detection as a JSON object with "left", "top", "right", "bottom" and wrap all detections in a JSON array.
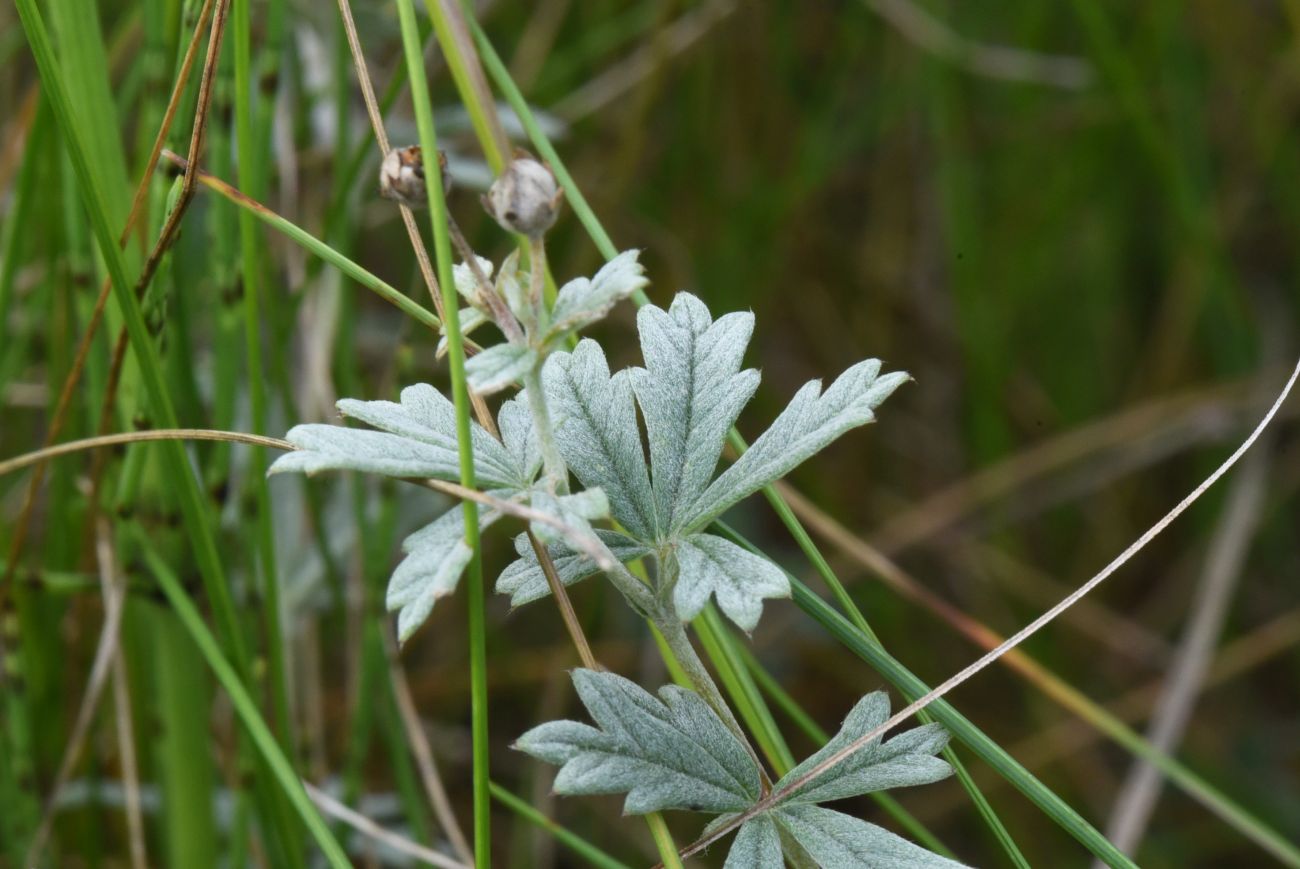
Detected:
[
  {"left": 482, "top": 155, "right": 563, "bottom": 237},
  {"left": 379, "top": 145, "right": 449, "bottom": 208}
]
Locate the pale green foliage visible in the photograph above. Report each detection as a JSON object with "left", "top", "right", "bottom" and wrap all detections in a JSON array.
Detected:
[
  {"left": 772, "top": 806, "right": 963, "bottom": 868},
  {"left": 268, "top": 253, "right": 651, "bottom": 641},
  {"left": 541, "top": 339, "right": 658, "bottom": 537},
  {"left": 673, "top": 533, "right": 791, "bottom": 632},
  {"left": 629, "top": 293, "right": 760, "bottom": 532},
  {"left": 385, "top": 506, "right": 502, "bottom": 641},
  {"left": 517, "top": 290, "right": 907, "bottom": 632},
  {"left": 723, "top": 816, "right": 783, "bottom": 868},
  {"left": 466, "top": 343, "right": 537, "bottom": 395},
  {"left": 678, "top": 356, "right": 911, "bottom": 532},
  {"left": 270, "top": 387, "right": 584, "bottom": 641},
  {"left": 271, "top": 384, "right": 532, "bottom": 489},
  {"left": 776, "top": 693, "right": 952, "bottom": 805},
  {"left": 454, "top": 248, "right": 650, "bottom": 355},
  {"left": 496, "top": 530, "right": 650, "bottom": 607},
  {"left": 517, "top": 671, "right": 963, "bottom": 868},
  {"left": 270, "top": 250, "right": 948, "bottom": 863},
  {"left": 546, "top": 249, "right": 649, "bottom": 341},
  {"left": 516, "top": 669, "right": 763, "bottom": 814},
  {"left": 273, "top": 262, "right": 906, "bottom": 639}
]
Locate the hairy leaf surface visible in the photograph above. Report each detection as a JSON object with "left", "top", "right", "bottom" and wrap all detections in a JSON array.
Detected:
[
  {"left": 548, "top": 249, "right": 649, "bottom": 339},
  {"left": 466, "top": 343, "right": 537, "bottom": 395},
  {"left": 515, "top": 669, "right": 762, "bottom": 814},
  {"left": 387, "top": 506, "right": 503, "bottom": 642},
  {"left": 543, "top": 340, "right": 657, "bottom": 538},
  {"left": 776, "top": 692, "right": 952, "bottom": 805},
  {"left": 268, "top": 384, "right": 525, "bottom": 489},
  {"left": 722, "top": 815, "right": 783, "bottom": 868},
  {"left": 496, "top": 530, "right": 650, "bottom": 607},
  {"left": 773, "top": 805, "right": 965, "bottom": 868},
  {"left": 629, "top": 292, "right": 759, "bottom": 533},
  {"left": 674, "top": 533, "right": 790, "bottom": 632},
  {"left": 679, "top": 360, "right": 909, "bottom": 532}
]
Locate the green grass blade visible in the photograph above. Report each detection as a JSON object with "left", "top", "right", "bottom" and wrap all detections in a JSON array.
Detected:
[
  {"left": 422, "top": 0, "right": 507, "bottom": 173},
  {"left": 173, "top": 157, "right": 441, "bottom": 330},
  {"left": 734, "top": 642, "right": 955, "bottom": 859},
  {"left": 138, "top": 539, "right": 349, "bottom": 868},
  {"left": 741, "top": 436, "right": 1029, "bottom": 868},
  {"left": 151, "top": 606, "right": 220, "bottom": 868},
  {"left": 711, "top": 518, "right": 1137, "bottom": 867},
  {"left": 232, "top": 0, "right": 293, "bottom": 769},
  {"left": 16, "top": 0, "right": 243, "bottom": 676},
  {"left": 490, "top": 782, "right": 635, "bottom": 869},
  {"left": 16, "top": 2, "right": 310, "bottom": 859},
  {"left": 393, "top": 1, "right": 489, "bottom": 864}
]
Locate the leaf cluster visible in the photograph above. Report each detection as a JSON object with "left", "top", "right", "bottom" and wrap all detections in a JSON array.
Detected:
[
  {"left": 517, "top": 670, "right": 963, "bottom": 868},
  {"left": 272, "top": 265, "right": 907, "bottom": 640}
]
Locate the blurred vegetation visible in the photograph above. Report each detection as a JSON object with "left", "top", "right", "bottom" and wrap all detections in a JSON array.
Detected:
[{"left": 1, "top": 0, "right": 1297, "bottom": 866}]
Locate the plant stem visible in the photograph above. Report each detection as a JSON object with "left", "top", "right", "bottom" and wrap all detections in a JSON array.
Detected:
[
  {"left": 643, "top": 813, "right": 685, "bottom": 869},
  {"left": 159, "top": 150, "right": 440, "bottom": 330},
  {"left": 490, "top": 782, "right": 635, "bottom": 869},
  {"left": 394, "top": 1, "right": 489, "bottom": 865},
  {"left": 447, "top": 216, "right": 523, "bottom": 342},
  {"left": 523, "top": 366, "right": 568, "bottom": 494},
  {"left": 527, "top": 235, "right": 547, "bottom": 319},
  {"left": 652, "top": 606, "right": 771, "bottom": 789}
]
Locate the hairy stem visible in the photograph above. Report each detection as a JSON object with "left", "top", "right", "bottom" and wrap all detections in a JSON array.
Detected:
[
  {"left": 523, "top": 365, "right": 569, "bottom": 494},
  {"left": 448, "top": 215, "right": 523, "bottom": 343},
  {"left": 527, "top": 234, "right": 547, "bottom": 325},
  {"left": 652, "top": 607, "right": 771, "bottom": 790}
]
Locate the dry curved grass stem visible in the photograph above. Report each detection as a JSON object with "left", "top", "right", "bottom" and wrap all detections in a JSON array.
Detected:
[{"left": 669, "top": 357, "right": 1300, "bottom": 863}]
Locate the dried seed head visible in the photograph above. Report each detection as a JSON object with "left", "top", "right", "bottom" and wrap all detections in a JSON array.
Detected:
[
  {"left": 379, "top": 146, "right": 449, "bottom": 208},
  {"left": 482, "top": 155, "right": 563, "bottom": 237}
]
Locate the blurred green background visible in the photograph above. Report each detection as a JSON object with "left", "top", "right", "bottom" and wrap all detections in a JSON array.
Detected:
[{"left": 1, "top": 0, "right": 1298, "bottom": 866}]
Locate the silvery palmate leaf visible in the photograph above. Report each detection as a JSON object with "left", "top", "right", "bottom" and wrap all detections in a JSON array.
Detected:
[
  {"left": 515, "top": 669, "right": 763, "bottom": 814},
  {"left": 543, "top": 339, "right": 659, "bottom": 539},
  {"left": 672, "top": 533, "right": 790, "bottom": 633},
  {"left": 495, "top": 530, "right": 651, "bottom": 607},
  {"left": 769, "top": 805, "right": 966, "bottom": 869},
  {"left": 269, "top": 383, "right": 529, "bottom": 491},
  {"left": 547, "top": 249, "right": 650, "bottom": 340},
  {"left": 512, "top": 291, "right": 906, "bottom": 633},
  {"left": 741, "top": 691, "right": 962, "bottom": 868},
  {"left": 271, "top": 389, "right": 567, "bottom": 639},
  {"left": 722, "top": 815, "right": 783, "bottom": 869},
  {"left": 629, "top": 292, "right": 760, "bottom": 534},
  {"left": 675, "top": 356, "right": 910, "bottom": 534},
  {"left": 386, "top": 505, "right": 502, "bottom": 642},
  {"left": 519, "top": 675, "right": 962, "bottom": 868},
  {"left": 774, "top": 691, "right": 953, "bottom": 806},
  {"left": 465, "top": 343, "right": 537, "bottom": 396}
]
